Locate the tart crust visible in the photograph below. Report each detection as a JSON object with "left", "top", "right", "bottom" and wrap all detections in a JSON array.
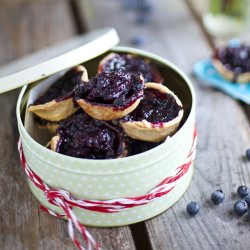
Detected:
[
  {"left": 29, "top": 98, "right": 79, "bottom": 121},
  {"left": 212, "top": 58, "right": 250, "bottom": 83},
  {"left": 28, "top": 65, "right": 88, "bottom": 121},
  {"left": 120, "top": 82, "right": 184, "bottom": 142},
  {"left": 50, "top": 135, "right": 60, "bottom": 151},
  {"left": 76, "top": 97, "right": 142, "bottom": 121}
]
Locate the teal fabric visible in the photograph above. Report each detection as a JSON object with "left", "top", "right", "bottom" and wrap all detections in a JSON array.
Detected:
[{"left": 193, "top": 59, "right": 250, "bottom": 105}]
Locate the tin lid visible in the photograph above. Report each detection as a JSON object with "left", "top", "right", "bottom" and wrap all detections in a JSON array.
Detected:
[{"left": 0, "top": 28, "right": 119, "bottom": 93}]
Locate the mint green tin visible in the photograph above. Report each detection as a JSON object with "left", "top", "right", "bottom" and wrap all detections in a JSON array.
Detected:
[{"left": 14, "top": 29, "right": 196, "bottom": 227}]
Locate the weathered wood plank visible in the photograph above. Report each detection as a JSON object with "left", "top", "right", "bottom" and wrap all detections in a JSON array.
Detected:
[
  {"left": 0, "top": 2, "right": 77, "bottom": 249},
  {"left": 78, "top": 0, "right": 250, "bottom": 249},
  {"left": 0, "top": 0, "right": 62, "bottom": 7},
  {"left": 0, "top": 1, "right": 77, "bottom": 65},
  {"left": 0, "top": 1, "right": 135, "bottom": 250}
]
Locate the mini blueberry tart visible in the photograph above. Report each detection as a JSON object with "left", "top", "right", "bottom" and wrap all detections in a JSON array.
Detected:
[
  {"left": 29, "top": 65, "right": 88, "bottom": 121},
  {"left": 120, "top": 82, "right": 183, "bottom": 142},
  {"left": 98, "top": 53, "right": 163, "bottom": 83},
  {"left": 212, "top": 44, "right": 250, "bottom": 83},
  {"left": 75, "top": 69, "right": 144, "bottom": 120},
  {"left": 50, "top": 112, "right": 127, "bottom": 159}
]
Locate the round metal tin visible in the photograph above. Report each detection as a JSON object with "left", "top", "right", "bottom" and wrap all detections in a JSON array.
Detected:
[{"left": 17, "top": 46, "right": 196, "bottom": 227}]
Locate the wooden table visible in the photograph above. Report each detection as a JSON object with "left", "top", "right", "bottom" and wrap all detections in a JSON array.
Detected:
[{"left": 1, "top": 1, "right": 250, "bottom": 249}]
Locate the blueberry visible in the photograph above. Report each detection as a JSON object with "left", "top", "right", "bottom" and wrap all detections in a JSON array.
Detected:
[
  {"left": 234, "top": 200, "right": 248, "bottom": 216},
  {"left": 237, "top": 185, "right": 249, "bottom": 198},
  {"left": 130, "top": 34, "right": 145, "bottom": 46},
  {"left": 186, "top": 202, "right": 200, "bottom": 216},
  {"left": 211, "top": 190, "right": 225, "bottom": 205},
  {"left": 244, "top": 194, "right": 250, "bottom": 205},
  {"left": 246, "top": 148, "right": 250, "bottom": 160}
]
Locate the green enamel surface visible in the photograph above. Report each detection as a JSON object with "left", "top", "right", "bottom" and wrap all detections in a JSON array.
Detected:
[{"left": 29, "top": 164, "right": 193, "bottom": 227}]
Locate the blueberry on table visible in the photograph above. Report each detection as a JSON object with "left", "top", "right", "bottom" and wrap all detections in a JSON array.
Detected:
[
  {"left": 234, "top": 200, "right": 248, "bottom": 216},
  {"left": 210, "top": 190, "right": 225, "bottom": 205},
  {"left": 237, "top": 185, "right": 249, "bottom": 198},
  {"left": 130, "top": 34, "right": 145, "bottom": 47},
  {"left": 246, "top": 148, "right": 250, "bottom": 160},
  {"left": 186, "top": 202, "right": 200, "bottom": 216},
  {"left": 244, "top": 194, "right": 250, "bottom": 205}
]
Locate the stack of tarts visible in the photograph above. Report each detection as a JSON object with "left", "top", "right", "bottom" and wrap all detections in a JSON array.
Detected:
[{"left": 28, "top": 53, "right": 184, "bottom": 160}]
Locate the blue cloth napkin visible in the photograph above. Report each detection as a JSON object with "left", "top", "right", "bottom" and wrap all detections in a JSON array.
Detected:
[{"left": 193, "top": 59, "right": 250, "bottom": 105}]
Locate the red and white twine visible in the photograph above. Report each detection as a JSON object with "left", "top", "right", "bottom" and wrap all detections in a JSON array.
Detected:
[{"left": 17, "top": 128, "right": 197, "bottom": 250}]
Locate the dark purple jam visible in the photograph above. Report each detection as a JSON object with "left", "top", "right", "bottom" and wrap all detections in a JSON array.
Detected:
[
  {"left": 34, "top": 67, "right": 84, "bottom": 105},
  {"left": 75, "top": 70, "right": 144, "bottom": 110},
  {"left": 56, "top": 112, "right": 125, "bottom": 159},
  {"left": 100, "top": 53, "right": 163, "bottom": 83},
  {"left": 213, "top": 44, "right": 250, "bottom": 80},
  {"left": 122, "top": 88, "right": 182, "bottom": 125}
]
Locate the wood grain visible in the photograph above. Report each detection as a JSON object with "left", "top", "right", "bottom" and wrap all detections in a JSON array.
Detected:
[
  {"left": 0, "top": 2, "right": 77, "bottom": 65},
  {"left": 78, "top": 0, "right": 250, "bottom": 249},
  {"left": 0, "top": 2, "right": 76, "bottom": 249},
  {"left": 0, "top": 1, "right": 135, "bottom": 250}
]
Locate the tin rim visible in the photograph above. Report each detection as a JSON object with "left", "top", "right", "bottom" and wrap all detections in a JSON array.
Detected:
[{"left": 16, "top": 46, "right": 195, "bottom": 166}]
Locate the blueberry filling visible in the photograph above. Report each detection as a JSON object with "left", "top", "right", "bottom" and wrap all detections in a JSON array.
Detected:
[
  {"left": 100, "top": 53, "right": 163, "bottom": 83},
  {"left": 122, "top": 88, "right": 182, "bottom": 126},
  {"left": 213, "top": 44, "right": 250, "bottom": 81},
  {"left": 56, "top": 112, "right": 124, "bottom": 159},
  {"left": 34, "top": 67, "right": 84, "bottom": 105},
  {"left": 75, "top": 70, "right": 144, "bottom": 110}
]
